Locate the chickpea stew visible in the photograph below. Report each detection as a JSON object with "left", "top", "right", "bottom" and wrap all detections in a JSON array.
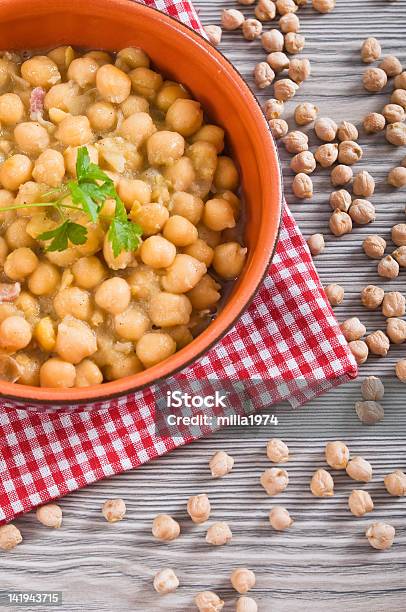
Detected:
[{"left": 0, "top": 46, "right": 247, "bottom": 389}]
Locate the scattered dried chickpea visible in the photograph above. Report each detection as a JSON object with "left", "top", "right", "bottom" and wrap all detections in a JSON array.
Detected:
[
  {"left": 393, "top": 246, "right": 406, "bottom": 267},
  {"left": 204, "top": 25, "right": 222, "bottom": 47},
  {"left": 363, "top": 235, "right": 386, "bottom": 259},
  {"left": 382, "top": 291, "right": 405, "bottom": 318},
  {"left": 276, "top": 0, "right": 298, "bottom": 15},
  {"left": 388, "top": 167, "right": 406, "bottom": 187},
  {"left": 329, "top": 210, "right": 352, "bottom": 236},
  {"left": 152, "top": 514, "right": 180, "bottom": 541},
  {"left": 366, "top": 522, "right": 395, "bottom": 550},
  {"left": 206, "top": 521, "right": 232, "bottom": 546},
  {"left": 324, "top": 283, "right": 344, "bottom": 306},
  {"left": 269, "top": 118, "right": 289, "bottom": 139},
  {"left": 292, "top": 173, "right": 313, "bottom": 198},
  {"left": 337, "top": 121, "right": 359, "bottom": 142},
  {"left": 261, "top": 29, "right": 284, "bottom": 53},
  {"left": 291, "top": 150, "right": 316, "bottom": 174},
  {"left": 377, "top": 255, "right": 399, "bottom": 279},
  {"left": 383, "top": 103, "right": 405, "bottom": 124},
  {"left": 349, "top": 340, "right": 369, "bottom": 365},
  {"left": 236, "top": 596, "right": 258, "bottom": 612},
  {"left": 269, "top": 506, "right": 293, "bottom": 530},
  {"left": 283, "top": 131, "right": 308, "bottom": 154},
  {"left": 279, "top": 13, "right": 300, "bottom": 33},
  {"left": 294, "top": 102, "right": 318, "bottom": 125},
  {"left": 391, "top": 89, "right": 406, "bottom": 108},
  {"left": 307, "top": 233, "right": 325, "bottom": 256},
  {"left": 346, "top": 456, "right": 373, "bottom": 482},
  {"left": 36, "top": 503, "right": 62, "bottom": 528},
  {"left": 266, "top": 438, "right": 289, "bottom": 463},
  {"left": 267, "top": 52, "right": 290, "bottom": 73},
  {"left": 288, "top": 58, "right": 311, "bottom": 83},
  {"left": 310, "top": 468, "right": 334, "bottom": 497},
  {"left": 366, "top": 330, "right": 390, "bottom": 357},
  {"left": 392, "top": 223, "right": 406, "bottom": 247},
  {"left": 361, "top": 37, "right": 382, "bottom": 63},
  {"left": 348, "top": 490, "right": 374, "bottom": 517},
  {"left": 195, "top": 591, "right": 224, "bottom": 612},
  {"left": 0, "top": 524, "right": 22, "bottom": 550},
  {"left": 255, "top": 0, "right": 276, "bottom": 20},
  {"left": 379, "top": 55, "right": 402, "bottom": 77},
  {"left": 395, "top": 359, "right": 406, "bottom": 382},
  {"left": 325, "top": 441, "right": 349, "bottom": 469},
  {"left": 238, "top": 0, "right": 256, "bottom": 4},
  {"left": 352, "top": 171, "right": 375, "bottom": 197},
  {"left": 363, "top": 112, "right": 385, "bottom": 134},
  {"left": 387, "top": 317, "right": 406, "bottom": 344},
  {"left": 274, "top": 78, "right": 299, "bottom": 101},
  {"left": 242, "top": 19, "right": 263, "bottom": 41},
  {"left": 260, "top": 467, "right": 289, "bottom": 495},
  {"left": 361, "top": 376, "right": 384, "bottom": 401},
  {"left": 254, "top": 62, "right": 275, "bottom": 89},
  {"left": 386, "top": 122, "right": 406, "bottom": 146},
  {"left": 361, "top": 285, "right": 384, "bottom": 310},
  {"left": 349, "top": 199, "right": 376, "bottom": 225},
  {"left": 394, "top": 71, "right": 406, "bottom": 89},
  {"left": 102, "top": 498, "right": 126, "bottom": 523},
  {"left": 284, "top": 32, "right": 305, "bottom": 54},
  {"left": 187, "top": 494, "right": 211, "bottom": 524},
  {"left": 230, "top": 568, "right": 256, "bottom": 594},
  {"left": 221, "top": 8, "right": 245, "bottom": 30},
  {"left": 314, "top": 117, "right": 337, "bottom": 142},
  {"left": 356, "top": 400, "right": 384, "bottom": 425},
  {"left": 340, "top": 317, "right": 366, "bottom": 342},
  {"left": 209, "top": 450, "right": 234, "bottom": 478},
  {"left": 264, "top": 98, "right": 285, "bottom": 120},
  {"left": 384, "top": 470, "right": 406, "bottom": 496},
  {"left": 312, "top": 0, "right": 335, "bottom": 13},
  {"left": 363, "top": 67, "right": 387, "bottom": 92},
  {"left": 338, "top": 141, "right": 363, "bottom": 165},
  {"left": 153, "top": 568, "right": 179, "bottom": 594},
  {"left": 315, "top": 143, "right": 338, "bottom": 168},
  {"left": 329, "top": 189, "right": 351, "bottom": 211},
  {"left": 331, "top": 165, "right": 353, "bottom": 187}
]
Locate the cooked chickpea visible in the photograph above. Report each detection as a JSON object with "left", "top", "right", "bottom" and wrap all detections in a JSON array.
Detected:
[
  {"left": 310, "top": 468, "right": 334, "bottom": 497},
  {"left": 104, "top": 354, "right": 143, "bottom": 381},
  {"left": 187, "top": 275, "right": 221, "bottom": 311},
  {"left": 0, "top": 154, "right": 33, "bottom": 190},
  {"left": 146, "top": 130, "right": 184, "bottom": 167},
  {"left": 4, "top": 248, "right": 38, "bottom": 281},
  {"left": 153, "top": 568, "right": 179, "bottom": 595},
  {"left": 325, "top": 441, "right": 349, "bottom": 469},
  {"left": 260, "top": 467, "right": 289, "bottom": 495},
  {"left": 75, "top": 359, "right": 103, "bottom": 387},
  {"left": 0, "top": 315, "right": 32, "bottom": 352},
  {"left": 139, "top": 235, "right": 175, "bottom": 269},
  {"left": 171, "top": 192, "right": 203, "bottom": 225},
  {"left": 152, "top": 514, "right": 180, "bottom": 541},
  {"left": 55, "top": 115, "right": 93, "bottom": 147},
  {"left": 67, "top": 57, "right": 98, "bottom": 88},
  {"left": 71, "top": 256, "right": 106, "bottom": 290},
  {"left": 366, "top": 522, "right": 395, "bottom": 550},
  {"left": 149, "top": 292, "right": 192, "bottom": 327},
  {"left": 119, "top": 112, "right": 156, "bottom": 148},
  {"left": 230, "top": 568, "right": 256, "bottom": 594},
  {"left": 206, "top": 522, "right": 232, "bottom": 546},
  {"left": 0, "top": 93, "right": 24, "bottom": 125},
  {"left": 95, "top": 277, "right": 130, "bottom": 314},
  {"left": 213, "top": 242, "right": 247, "bottom": 280},
  {"left": 21, "top": 55, "right": 61, "bottom": 88},
  {"left": 64, "top": 144, "right": 98, "bottom": 177},
  {"left": 136, "top": 332, "right": 176, "bottom": 368},
  {"left": 161, "top": 254, "right": 206, "bottom": 293},
  {"left": 195, "top": 592, "right": 224, "bottom": 612},
  {"left": 348, "top": 490, "right": 374, "bottom": 517},
  {"left": 28, "top": 262, "right": 60, "bottom": 296},
  {"left": 269, "top": 506, "right": 293, "bottom": 531},
  {"left": 95, "top": 63, "right": 131, "bottom": 103},
  {"left": 165, "top": 98, "right": 203, "bottom": 137},
  {"left": 36, "top": 503, "right": 63, "bottom": 528},
  {"left": 183, "top": 239, "right": 214, "bottom": 267},
  {"left": 39, "top": 357, "right": 76, "bottom": 388},
  {"left": 163, "top": 215, "right": 198, "bottom": 246},
  {"left": 384, "top": 470, "right": 406, "bottom": 496},
  {"left": 187, "top": 494, "right": 211, "bottom": 524},
  {"left": 53, "top": 287, "right": 91, "bottom": 321},
  {"left": 32, "top": 149, "right": 65, "bottom": 187},
  {"left": 117, "top": 178, "right": 151, "bottom": 210},
  {"left": 120, "top": 94, "right": 149, "bottom": 117},
  {"left": 86, "top": 101, "right": 117, "bottom": 132},
  {"left": 55, "top": 316, "right": 97, "bottom": 364},
  {"left": 202, "top": 198, "right": 236, "bottom": 232},
  {"left": 131, "top": 203, "right": 169, "bottom": 237}
]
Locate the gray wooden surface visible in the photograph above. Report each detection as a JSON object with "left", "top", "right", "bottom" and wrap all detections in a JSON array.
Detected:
[{"left": 2, "top": 1, "right": 406, "bottom": 610}]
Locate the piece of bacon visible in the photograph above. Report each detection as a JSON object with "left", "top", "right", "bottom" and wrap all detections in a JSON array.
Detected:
[
  {"left": 29, "top": 86, "right": 46, "bottom": 118},
  {"left": 0, "top": 282, "right": 21, "bottom": 303}
]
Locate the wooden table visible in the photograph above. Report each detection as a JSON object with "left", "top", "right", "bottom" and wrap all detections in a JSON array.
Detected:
[{"left": 2, "top": 1, "right": 406, "bottom": 610}]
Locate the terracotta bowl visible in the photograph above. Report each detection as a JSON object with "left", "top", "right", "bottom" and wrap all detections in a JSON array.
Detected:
[{"left": 0, "top": 0, "right": 282, "bottom": 406}]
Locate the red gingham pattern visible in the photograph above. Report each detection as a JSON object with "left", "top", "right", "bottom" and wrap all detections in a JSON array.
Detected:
[{"left": 0, "top": 0, "right": 357, "bottom": 524}]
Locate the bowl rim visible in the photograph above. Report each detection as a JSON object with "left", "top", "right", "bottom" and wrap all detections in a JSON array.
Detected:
[{"left": 0, "top": 0, "right": 283, "bottom": 406}]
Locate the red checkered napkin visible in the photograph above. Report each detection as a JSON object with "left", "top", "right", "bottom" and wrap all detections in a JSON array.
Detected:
[{"left": 0, "top": 0, "right": 357, "bottom": 524}]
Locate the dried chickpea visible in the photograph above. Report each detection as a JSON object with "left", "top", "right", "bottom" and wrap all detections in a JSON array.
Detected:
[
  {"left": 383, "top": 103, "right": 405, "bottom": 124},
  {"left": 331, "top": 164, "right": 353, "bottom": 187},
  {"left": 273, "top": 78, "right": 298, "bottom": 101},
  {"left": 36, "top": 503, "right": 62, "bottom": 528},
  {"left": 382, "top": 291, "right": 405, "bottom": 318},
  {"left": 280, "top": 13, "right": 300, "bottom": 33},
  {"left": 294, "top": 102, "right": 318, "bottom": 126},
  {"left": 0, "top": 524, "right": 22, "bottom": 550},
  {"left": 102, "top": 498, "right": 127, "bottom": 523},
  {"left": 260, "top": 467, "right": 289, "bottom": 496},
  {"left": 307, "top": 233, "right": 325, "bottom": 256},
  {"left": 292, "top": 173, "right": 313, "bottom": 198},
  {"left": 209, "top": 450, "right": 234, "bottom": 478},
  {"left": 349, "top": 341, "right": 369, "bottom": 365},
  {"left": 236, "top": 597, "right": 258, "bottom": 612},
  {"left": 348, "top": 490, "right": 374, "bottom": 517},
  {"left": 325, "top": 441, "right": 349, "bottom": 469},
  {"left": 338, "top": 141, "right": 363, "bottom": 165},
  {"left": 204, "top": 25, "right": 222, "bottom": 47},
  {"left": 388, "top": 166, "right": 406, "bottom": 187},
  {"left": 187, "top": 494, "right": 211, "bottom": 524},
  {"left": 231, "top": 568, "right": 256, "bottom": 594},
  {"left": 387, "top": 317, "right": 406, "bottom": 344},
  {"left": 366, "top": 522, "right": 395, "bottom": 550},
  {"left": 340, "top": 317, "right": 366, "bottom": 342},
  {"left": 152, "top": 514, "right": 180, "bottom": 541},
  {"left": 267, "top": 52, "right": 290, "bottom": 73},
  {"left": 329, "top": 189, "right": 351, "bottom": 212},
  {"left": 153, "top": 568, "right": 179, "bottom": 594},
  {"left": 396, "top": 359, "right": 406, "bottom": 382},
  {"left": 361, "top": 285, "right": 384, "bottom": 310},
  {"left": 283, "top": 131, "right": 308, "bottom": 154},
  {"left": 386, "top": 122, "right": 406, "bottom": 146},
  {"left": 349, "top": 199, "right": 375, "bottom": 225},
  {"left": 365, "top": 330, "right": 390, "bottom": 356},
  {"left": 310, "top": 468, "right": 334, "bottom": 497},
  {"left": 363, "top": 235, "right": 386, "bottom": 259},
  {"left": 337, "top": 121, "right": 359, "bottom": 142},
  {"left": 242, "top": 19, "right": 263, "bottom": 41},
  {"left": 361, "top": 376, "right": 384, "bottom": 401},
  {"left": 312, "top": 0, "right": 335, "bottom": 12},
  {"left": 363, "top": 112, "right": 385, "bottom": 134},
  {"left": 315, "top": 143, "right": 338, "bottom": 168},
  {"left": 384, "top": 470, "right": 406, "bottom": 496},
  {"left": 363, "top": 67, "right": 387, "bottom": 92},
  {"left": 253, "top": 62, "right": 275, "bottom": 89},
  {"left": 391, "top": 223, "right": 406, "bottom": 247},
  {"left": 329, "top": 209, "right": 353, "bottom": 236},
  {"left": 377, "top": 255, "right": 399, "bottom": 279},
  {"left": 277, "top": 0, "right": 297, "bottom": 14},
  {"left": 264, "top": 98, "right": 284, "bottom": 120},
  {"left": 291, "top": 150, "right": 316, "bottom": 174},
  {"left": 284, "top": 32, "right": 305, "bottom": 54},
  {"left": 269, "top": 118, "right": 289, "bottom": 139},
  {"left": 353, "top": 171, "right": 375, "bottom": 197},
  {"left": 261, "top": 29, "right": 284, "bottom": 53},
  {"left": 266, "top": 438, "right": 289, "bottom": 463},
  {"left": 288, "top": 57, "right": 310, "bottom": 83},
  {"left": 206, "top": 522, "right": 232, "bottom": 546},
  {"left": 195, "top": 591, "right": 224, "bottom": 612},
  {"left": 394, "top": 71, "right": 406, "bottom": 89},
  {"left": 379, "top": 55, "right": 402, "bottom": 77},
  {"left": 324, "top": 283, "right": 344, "bottom": 306},
  {"left": 391, "top": 89, "right": 406, "bottom": 109},
  {"left": 393, "top": 245, "right": 406, "bottom": 267},
  {"left": 221, "top": 8, "right": 244, "bottom": 30},
  {"left": 361, "top": 37, "right": 381, "bottom": 63},
  {"left": 269, "top": 506, "right": 293, "bottom": 530},
  {"left": 255, "top": 0, "right": 276, "bottom": 21},
  {"left": 314, "top": 117, "right": 337, "bottom": 142}
]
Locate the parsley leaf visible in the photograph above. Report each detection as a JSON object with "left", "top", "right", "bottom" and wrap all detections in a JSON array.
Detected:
[
  {"left": 108, "top": 218, "right": 142, "bottom": 258},
  {"left": 68, "top": 181, "right": 99, "bottom": 223},
  {"left": 38, "top": 220, "right": 88, "bottom": 252}
]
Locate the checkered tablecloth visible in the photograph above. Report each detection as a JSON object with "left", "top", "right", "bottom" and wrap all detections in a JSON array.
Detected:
[{"left": 0, "top": 0, "right": 357, "bottom": 524}]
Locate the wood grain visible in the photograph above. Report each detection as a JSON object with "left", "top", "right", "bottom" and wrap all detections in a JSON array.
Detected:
[{"left": 2, "top": 1, "right": 406, "bottom": 611}]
